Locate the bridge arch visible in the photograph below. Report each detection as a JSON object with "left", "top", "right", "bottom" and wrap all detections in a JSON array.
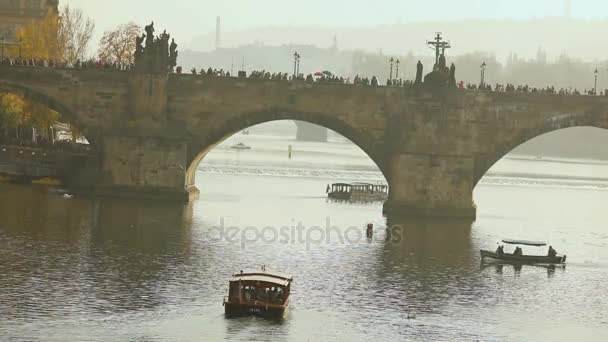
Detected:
[
  {"left": 0, "top": 81, "right": 79, "bottom": 125},
  {"left": 474, "top": 119, "right": 608, "bottom": 188},
  {"left": 0, "top": 81, "right": 92, "bottom": 144},
  {"left": 185, "top": 109, "right": 388, "bottom": 189}
]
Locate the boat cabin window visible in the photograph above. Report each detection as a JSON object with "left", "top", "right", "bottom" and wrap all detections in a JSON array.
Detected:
[
  {"left": 243, "top": 285, "right": 257, "bottom": 302},
  {"left": 229, "top": 282, "right": 240, "bottom": 300},
  {"left": 235, "top": 283, "right": 286, "bottom": 304},
  {"left": 332, "top": 184, "right": 351, "bottom": 193},
  {"left": 267, "top": 286, "right": 285, "bottom": 304}
]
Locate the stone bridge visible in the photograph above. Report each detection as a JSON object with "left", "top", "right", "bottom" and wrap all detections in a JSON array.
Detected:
[{"left": 1, "top": 66, "right": 607, "bottom": 219}]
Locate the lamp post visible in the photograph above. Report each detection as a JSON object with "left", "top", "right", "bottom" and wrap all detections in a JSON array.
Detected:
[
  {"left": 389, "top": 57, "right": 394, "bottom": 81},
  {"left": 296, "top": 53, "right": 300, "bottom": 76},
  {"left": 395, "top": 59, "right": 400, "bottom": 80},
  {"left": 293, "top": 52, "right": 300, "bottom": 78},
  {"left": 594, "top": 68, "right": 598, "bottom": 95},
  {"left": 480, "top": 61, "right": 487, "bottom": 88},
  {"left": 18, "top": 38, "right": 22, "bottom": 59}
]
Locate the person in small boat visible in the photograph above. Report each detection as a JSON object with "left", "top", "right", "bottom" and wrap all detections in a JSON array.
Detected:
[
  {"left": 513, "top": 247, "right": 523, "bottom": 256},
  {"left": 366, "top": 223, "right": 373, "bottom": 239},
  {"left": 548, "top": 246, "right": 557, "bottom": 257},
  {"left": 495, "top": 245, "right": 504, "bottom": 254}
]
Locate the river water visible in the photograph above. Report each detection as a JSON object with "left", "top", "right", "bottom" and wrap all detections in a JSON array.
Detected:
[{"left": 1, "top": 127, "right": 607, "bottom": 341}]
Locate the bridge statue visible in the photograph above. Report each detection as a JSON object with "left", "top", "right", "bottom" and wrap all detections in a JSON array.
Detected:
[
  {"left": 449, "top": 63, "right": 456, "bottom": 87},
  {"left": 144, "top": 22, "right": 155, "bottom": 48},
  {"left": 169, "top": 38, "right": 178, "bottom": 72},
  {"left": 424, "top": 53, "right": 452, "bottom": 86},
  {"left": 134, "top": 33, "right": 145, "bottom": 64},
  {"left": 415, "top": 60, "right": 423, "bottom": 84},
  {"left": 133, "top": 22, "right": 177, "bottom": 74},
  {"left": 423, "top": 33, "right": 455, "bottom": 87}
]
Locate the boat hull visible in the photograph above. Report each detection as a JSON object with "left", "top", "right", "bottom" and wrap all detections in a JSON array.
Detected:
[
  {"left": 480, "top": 249, "right": 566, "bottom": 264},
  {"left": 328, "top": 192, "right": 387, "bottom": 201},
  {"left": 328, "top": 191, "right": 351, "bottom": 200},
  {"left": 224, "top": 302, "right": 287, "bottom": 319}
]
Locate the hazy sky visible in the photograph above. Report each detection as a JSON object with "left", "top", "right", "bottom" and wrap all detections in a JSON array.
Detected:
[{"left": 65, "top": 0, "right": 608, "bottom": 46}]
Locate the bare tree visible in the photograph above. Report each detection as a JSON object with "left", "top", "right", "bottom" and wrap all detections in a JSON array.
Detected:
[
  {"left": 97, "top": 22, "right": 142, "bottom": 65},
  {"left": 59, "top": 5, "right": 95, "bottom": 64}
]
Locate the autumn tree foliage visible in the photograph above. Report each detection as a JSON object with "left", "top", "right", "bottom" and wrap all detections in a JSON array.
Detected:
[
  {"left": 1, "top": 5, "right": 93, "bottom": 143},
  {"left": 16, "top": 5, "right": 94, "bottom": 64},
  {"left": 0, "top": 94, "right": 60, "bottom": 141},
  {"left": 97, "top": 22, "right": 142, "bottom": 65},
  {"left": 16, "top": 8, "right": 62, "bottom": 60}
]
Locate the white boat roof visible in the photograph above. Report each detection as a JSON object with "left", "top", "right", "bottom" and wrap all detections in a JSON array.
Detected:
[
  {"left": 502, "top": 239, "right": 547, "bottom": 247},
  {"left": 332, "top": 182, "right": 387, "bottom": 187},
  {"left": 230, "top": 270, "right": 293, "bottom": 287}
]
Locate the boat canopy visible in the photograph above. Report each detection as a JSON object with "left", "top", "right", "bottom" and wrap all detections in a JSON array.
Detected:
[
  {"left": 230, "top": 271, "right": 293, "bottom": 287},
  {"left": 502, "top": 239, "right": 547, "bottom": 247}
]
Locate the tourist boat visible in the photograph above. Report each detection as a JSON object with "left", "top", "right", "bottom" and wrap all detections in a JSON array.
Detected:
[
  {"left": 327, "top": 182, "right": 388, "bottom": 201},
  {"left": 223, "top": 268, "right": 293, "bottom": 319},
  {"left": 230, "top": 142, "right": 251, "bottom": 150},
  {"left": 480, "top": 239, "right": 567, "bottom": 264}
]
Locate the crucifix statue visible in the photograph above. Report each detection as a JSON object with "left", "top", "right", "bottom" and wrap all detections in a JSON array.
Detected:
[{"left": 426, "top": 32, "right": 451, "bottom": 66}]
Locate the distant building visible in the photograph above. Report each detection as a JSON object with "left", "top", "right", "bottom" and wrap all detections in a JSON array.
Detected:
[
  {"left": 215, "top": 16, "right": 221, "bottom": 49},
  {"left": 536, "top": 47, "right": 547, "bottom": 64},
  {"left": 0, "top": 0, "right": 58, "bottom": 56},
  {"left": 0, "top": 0, "right": 58, "bottom": 41}
]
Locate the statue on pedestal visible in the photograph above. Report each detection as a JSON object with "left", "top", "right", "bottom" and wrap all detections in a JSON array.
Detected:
[
  {"left": 415, "top": 60, "right": 423, "bottom": 84},
  {"left": 422, "top": 32, "right": 456, "bottom": 87},
  {"left": 144, "top": 22, "right": 155, "bottom": 48},
  {"left": 423, "top": 55, "right": 450, "bottom": 86},
  {"left": 132, "top": 22, "right": 178, "bottom": 75},
  {"left": 134, "top": 33, "right": 145, "bottom": 64},
  {"left": 449, "top": 63, "right": 456, "bottom": 87},
  {"left": 169, "top": 39, "right": 178, "bottom": 71}
]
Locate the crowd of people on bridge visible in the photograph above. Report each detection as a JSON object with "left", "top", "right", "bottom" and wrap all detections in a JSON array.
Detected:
[
  {"left": 3, "top": 56, "right": 608, "bottom": 97},
  {"left": 249, "top": 70, "right": 290, "bottom": 80},
  {"left": 460, "top": 81, "right": 608, "bottom": 96},
  {"left": 182, "top": 67, "right": 233, "bottom": 77},
  {"left": 0, "top": 56, "right": 132, "bottom": 71}
]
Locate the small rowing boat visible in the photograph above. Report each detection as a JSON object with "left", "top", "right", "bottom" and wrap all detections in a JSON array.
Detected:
[{"left": 480, "top": 239, "right": 566, "bottom": 265}]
